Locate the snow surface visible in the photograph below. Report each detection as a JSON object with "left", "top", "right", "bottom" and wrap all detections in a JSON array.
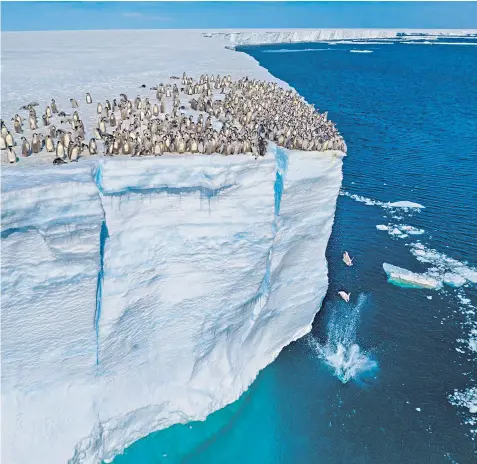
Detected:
[
  {"left": 1, "top": 30, "right": 343, "bottom": 464},
  {"left": 207, "top": 29, "right": 477, "bottom": 46}
]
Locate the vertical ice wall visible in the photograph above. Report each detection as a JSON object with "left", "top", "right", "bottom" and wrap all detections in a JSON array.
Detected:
[{"left": 1, "top": 147, "right": 342, "bottom": 464}]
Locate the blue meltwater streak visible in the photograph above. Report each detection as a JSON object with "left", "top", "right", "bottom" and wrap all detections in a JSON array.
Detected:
[{"left": 94, "top": 220, "right": 109, "bottom": 366}]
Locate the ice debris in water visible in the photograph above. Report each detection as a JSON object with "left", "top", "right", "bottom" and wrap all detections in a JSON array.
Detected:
[
  {"left": 449, "top": 387, "right": 477, "bottom": 414},
  {"left": 376, "top": 224, "right": 424, "bottom": 238},
  {"left": 383, "top": 263, "right": 442, "bottom": 290},
  {"left": 341, "top": 191, "right": 425, "bottom": 211},
  {"left": 410, "top": 242, "right": 477, "bottom": 286}
]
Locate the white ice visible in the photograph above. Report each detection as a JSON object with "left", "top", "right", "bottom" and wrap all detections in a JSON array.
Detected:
[
  {"left": 1, "top": 30, "right": 343, "bottom": 464},
  {"left": 382, "top": 263, "right": 443, "bottom": 290},
  {"left": 208, "top": 29, "right": 477, "bottom": 46}
]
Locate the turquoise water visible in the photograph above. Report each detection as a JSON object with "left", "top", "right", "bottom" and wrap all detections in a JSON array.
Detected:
[{"left": 113, "top": 39, "right": 477, "bottom": 463}]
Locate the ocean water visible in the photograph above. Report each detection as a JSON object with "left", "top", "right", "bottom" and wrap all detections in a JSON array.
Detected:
[{"left": 113, "top": 39, "right": 477, "bottom": 463}]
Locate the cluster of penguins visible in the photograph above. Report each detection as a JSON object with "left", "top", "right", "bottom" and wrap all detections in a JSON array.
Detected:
[{"left": 1, "top": 72, "right": 346, "bottom": 165}]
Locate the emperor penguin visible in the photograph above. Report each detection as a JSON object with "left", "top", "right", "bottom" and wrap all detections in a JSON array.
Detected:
[
  {"left": 29, "top": 115, "right": 38, "bottom": 130},
  {"left": 42, "top": 114, "right": 50, "bottom": 127},
  {"left": 70, "top": 98, "right": 79, "bottom": 108},
  {"left": 109, "top": 113, "right": 117, "bottom": 127},
  {"left": 7, "top": 147, "right": 17, "bottom": 163},
  {"left": 21, "top": 137, "right": 31, "bottom": 157},
  {"left": 99, "top": 118, "right": 106, "bottom": 135},
  {"left": 88, "top": 138, "right": 97, "bottom": 155},
  {"left": 121, "top": 139, "right": 131, "bottom": 155},
  {"left": 73, "top": 111, "right": 79, "bottom": 122},
  {"left": 45, "top": 106, "right": 52, "bottom": 118},
  {"left": 153, "top": 141, "right": 163, "bottom": 156},
  {"left": 45, "top": 135, "right": 55, "bottom": 152},
  {"left": 0, "top": 135, "right": 6, "bottom": 150},
  {"left": 56, "top": 140, "right": 65, "bottom": 159},
  {"left": 190, "top": 138, "right": 198, "bottom": 153},
  {"left": 31, "top": 133, "right": 40, "bottom": 154},
  {"left": 13, "top": 118, "right": 22, "bottom": 134},
  {"left": 5, "top": 131, "right": 14, "bottom": 148},
  {"left": 63, "top": 131, "right": 72, "bottom": 150},
  {"left": 70, "top": 144, "right": 79, "bottom": 162},
  {"left": 51, "top": 99, "right": 58, "bottom": 114},
  {"left": 1, "top": 121, "right": 8, "bottom": 137},
  {"left": 86, "top": 93, "right": 92, "bottom": 104},
  {"left": 97, "top": 103, "right": 103, "bottom": 114}
]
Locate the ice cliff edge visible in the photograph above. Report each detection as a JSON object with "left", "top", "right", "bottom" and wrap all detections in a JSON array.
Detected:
[{"left": 1, "top": 145, "right": 342, "bottom": 463}]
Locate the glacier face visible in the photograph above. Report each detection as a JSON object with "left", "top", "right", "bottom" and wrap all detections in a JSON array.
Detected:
[
  {"left": 208, "top": 29, "right": 477, "bottom": 46},
  {"left": 1, "top": 146, "right": 343, "bottom": 463}
]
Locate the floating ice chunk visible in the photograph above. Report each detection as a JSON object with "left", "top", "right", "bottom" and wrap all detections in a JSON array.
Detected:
[
  {"left": 410, "top": 243, "right": 477, "bottom": 286},
  {"left": 383, "top": 263, "right": 443, "bottom": 290},
  {"left": 376, "top": 224, "right": 388, "bottom": 231},
  {"left": 427, "top": 296, "right": 433, "bottom": 300},
  {"left": 350, "top": 49, "right": 373, "bottom": 53},
  {"left": 469, "top": 338, "right": 477, "bottom": 353},
  {"left": 386, "top": 201, "right": 425, "bottom": 209},
  {"left": 415, "top": 407, "right": 421, "bottom": 412},
  {"left": 443, "top": 273, "right": 467, "bottom": 288}
]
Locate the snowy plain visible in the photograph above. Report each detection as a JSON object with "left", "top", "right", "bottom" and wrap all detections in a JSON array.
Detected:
[{"left": 1, "top": 30, "right": 343, "bottom": 463}]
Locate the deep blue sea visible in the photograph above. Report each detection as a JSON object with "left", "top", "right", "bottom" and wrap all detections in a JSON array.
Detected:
[{"left": 113, "top": 39, "right": 477, "bottom": 464}]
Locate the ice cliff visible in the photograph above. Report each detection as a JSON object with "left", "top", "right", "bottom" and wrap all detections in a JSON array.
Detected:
[
  {"left": 1, "top": 145, "right": 343, "bottom": 463},
  {"left": 207, "top": 29, "right": 477, "bottom": 46}
]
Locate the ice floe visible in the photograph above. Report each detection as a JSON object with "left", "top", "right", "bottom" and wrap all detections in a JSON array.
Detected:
[{"left": 382, "top": 263, "right": 443, "bottom": 290}]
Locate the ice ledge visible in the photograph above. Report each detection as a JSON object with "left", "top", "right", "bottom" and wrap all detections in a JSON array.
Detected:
[{"left": 205, "top": 29, "right": 477, "bottom": 46}]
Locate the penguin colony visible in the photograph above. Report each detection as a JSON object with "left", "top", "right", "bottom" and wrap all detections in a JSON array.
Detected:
[{"left": 1, "top": 72, "right": 347, "bottom": 165}]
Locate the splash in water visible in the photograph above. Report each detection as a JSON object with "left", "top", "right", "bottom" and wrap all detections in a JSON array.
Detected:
[{"left": 309, "top": 293, "right": 377, "bottom": 384}]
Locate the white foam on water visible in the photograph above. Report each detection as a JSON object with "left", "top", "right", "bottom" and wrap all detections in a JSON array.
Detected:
[
  {"left": 308, "top": 294, "right": 377, "bottom": 384},
  {"left": 350, "top": 50, "right": 374, "bottom": 53}
]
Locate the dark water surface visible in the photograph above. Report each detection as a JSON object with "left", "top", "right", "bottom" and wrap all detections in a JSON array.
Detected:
[{"left": 114, "top": 40, "right": 477, "bottom": 464}]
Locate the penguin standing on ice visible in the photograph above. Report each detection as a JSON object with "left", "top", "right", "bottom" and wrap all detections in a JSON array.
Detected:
[
  {"left": 5, "top": 131, "right": 14, "bottom": 148},
  {"left": 7, "top": 147, "right": 17, "bottom": 163},
  {"left": 56, "top": 140, "right": 65, "bottom": 159},
  {"left": 21, "top": 137, "right": 31, "bottom": 157},
  {"left": 45, "top": 135, "right": 55, "bottom": 153},
  {"left": 86, "top": 93, "right": 92, "bottom": 104},
  {"left": 51, "top": 99, "right": 58, "bottom": 114},
  {"left": 88, "top": 138, "right": 97, "bottom": 155},
  {"left": 70, "top": 98, "right": 79, "bottom": 108}
]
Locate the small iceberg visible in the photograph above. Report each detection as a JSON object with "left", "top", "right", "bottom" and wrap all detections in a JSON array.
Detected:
[
  {"left": 383, "top": 263, "right": 443, "bottom": 290},
  {"left": 386, "top": 201, "right": 425, "bottom": 209}
]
